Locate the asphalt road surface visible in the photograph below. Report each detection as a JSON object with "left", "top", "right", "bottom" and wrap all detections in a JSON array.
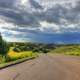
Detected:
[{"left": 0, "top": 54, "right": 80, "bottom": 80}]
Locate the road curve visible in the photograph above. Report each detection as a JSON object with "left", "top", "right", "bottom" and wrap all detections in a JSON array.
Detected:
[{"left": 0, "top": 54, "right": 80, "bottom": 80}]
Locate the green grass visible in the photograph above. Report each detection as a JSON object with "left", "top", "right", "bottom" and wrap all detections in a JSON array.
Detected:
[
  {"left": 51, "top": 45, "right": 80, "bottom": 56},
  {"left": 0, "top": 57, "right": 34, "bottom": 69},
  {"left": 0, "top": 48, "right": 38, "bottom": 69},
  {"left": 0, "top": 47, "right": 39, "bottom": 68},
  {"left": 7, "top": 47, "right": 39, "bottom": 61}
]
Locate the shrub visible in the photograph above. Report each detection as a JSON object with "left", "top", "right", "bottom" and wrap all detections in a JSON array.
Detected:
[{"left": 13, "top": 47, "right": 21, "bottom": 52}]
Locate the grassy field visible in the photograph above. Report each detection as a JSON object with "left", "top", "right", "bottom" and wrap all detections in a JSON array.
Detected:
[
  {"left": 1, "top": 43, "right": 80, "bottom": 68},
  {"left": 8, "top": 47, "right": 38, "bottom": 61},
  {"left": 51, "top": 45, "right": 80, "bottom": 56},
  {"left": 0, "top": 47, "right": 38, "bottom": 64}
]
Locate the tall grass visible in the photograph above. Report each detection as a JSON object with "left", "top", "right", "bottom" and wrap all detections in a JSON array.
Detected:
[
  {"left": 51, "top": 45, "right": 80, "bottom": 56},
  {"left": 7, "top": 47, "right": 38, "bottom": 61},
  {"left": 0, "top": 47, "right": 38, "bottom": 64}
]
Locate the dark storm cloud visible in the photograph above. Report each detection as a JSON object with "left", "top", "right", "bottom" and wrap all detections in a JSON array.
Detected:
[
  {"left": 0, "top": 0, "right": 40, "bottom": 27},
  {"left": 0, "top": 8, "right": 40, "bottom": 26},
  {"left": 29, "top": 0, "right": 43, "bottom": 9},
  {"left": 0, "top": 0, "right": 80, "bottom": 32},
  {"left": 0, "top": 0, "right": 15, "bottom": 8}
]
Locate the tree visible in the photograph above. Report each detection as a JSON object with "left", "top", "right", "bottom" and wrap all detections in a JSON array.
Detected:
[
  {"left": 0, "top": 33, "right": 8, "bottom": 56},
  {"left": 0, "top": 33, "right": 3, "bottom": 54}
]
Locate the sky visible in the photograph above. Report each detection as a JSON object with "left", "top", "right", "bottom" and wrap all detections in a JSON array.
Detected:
[{"left": 0, "top": 0, "right": 80, "bottom": 44}]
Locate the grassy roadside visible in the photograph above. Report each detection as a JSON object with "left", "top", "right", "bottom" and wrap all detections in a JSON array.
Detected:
[
  {"left": 0, "top": 57, "right": 35, "bottom": 69},
  {"left": 0, "top": 51, "right": 39, "bottom": 69},
  {"left": 0, "top": 47, "right": 39, "bottom": 69},
  {"left": 50, "top": 45, "right": 80, "bottom": 56},
  {"left": 7, "top": 48, "right": 38, "bottom": 61}
]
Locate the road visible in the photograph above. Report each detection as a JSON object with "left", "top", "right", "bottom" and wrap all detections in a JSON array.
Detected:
[{"left": 0, "top": 54, "right": 80, "bottom": 80}]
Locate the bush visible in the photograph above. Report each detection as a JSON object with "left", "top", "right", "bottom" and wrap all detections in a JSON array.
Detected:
[
  {"left": 5, "top": 55, "right": 12, "bottom": 62},
  {"left": 13, "top": 48, "right": 21, "bottom": 52},
  {"left": 42, "top": 49, "right": 49, "bottom": 53},
  {"left": 32, "top": 48, "right": 39, "bottom": 52}
]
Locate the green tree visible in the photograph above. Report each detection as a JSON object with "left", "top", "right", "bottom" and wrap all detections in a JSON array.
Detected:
[{"left": 0, "top": 33, "right": 8, "bottom": 56}]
